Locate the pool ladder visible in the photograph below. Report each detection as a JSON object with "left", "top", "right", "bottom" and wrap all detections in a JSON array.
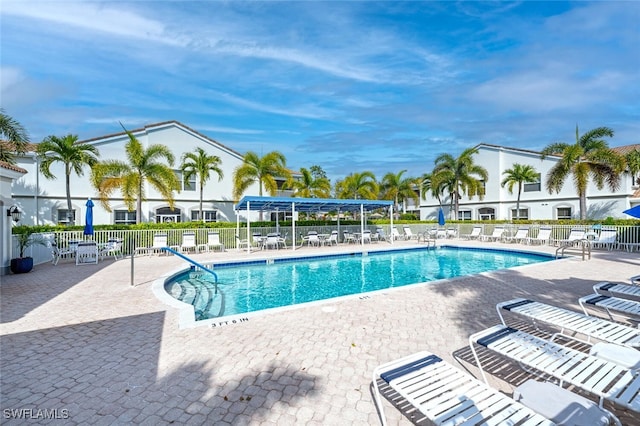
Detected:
[{"left": 555, "top": 239, "right": 591, "bottom": 261}]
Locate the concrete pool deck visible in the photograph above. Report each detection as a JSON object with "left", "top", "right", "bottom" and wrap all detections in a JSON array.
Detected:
[{"left": 1, "top": 240, "right": 639, "bottom": 425}]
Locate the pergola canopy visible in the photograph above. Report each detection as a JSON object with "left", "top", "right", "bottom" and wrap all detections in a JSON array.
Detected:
[{"left": 234, "top": 196, "right": 393, "bottom": 213}]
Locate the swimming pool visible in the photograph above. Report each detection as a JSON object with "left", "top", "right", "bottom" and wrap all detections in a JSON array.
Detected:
[{"left": 163, "top": 246, "right": 553, "bottom": 323}]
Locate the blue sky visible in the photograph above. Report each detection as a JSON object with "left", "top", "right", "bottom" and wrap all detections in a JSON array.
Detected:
[{"left": 1, "top": 1, "right": 639, "bottom": 182}]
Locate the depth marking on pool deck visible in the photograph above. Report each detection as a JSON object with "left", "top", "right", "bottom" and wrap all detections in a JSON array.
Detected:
[{"left": 210, "top": 317, "right": 250, "bottom": 328}]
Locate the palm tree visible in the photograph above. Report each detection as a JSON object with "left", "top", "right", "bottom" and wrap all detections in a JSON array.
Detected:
[
  {"left": 500, "top": 163, "right": 538, "bottom": 220},
  {"left": 541, "top": 126, "right": 625, "bottom": 220},
  {"left": 90, "top": 124, "right": 180, "bottom": 224},
  {"left": 380, "top": 170, "right": 419, "bottom": 219},
  {"left": 37, "top": 134, "right": 100, "bottom": 225},
  {"left": 288, "top": 167, "right": 331, "bottom": 198},
  {"left": 625, "top": 149, "right": 640, "bottom": 186},
  {"left": 0, "top": 109, "right": 30, "bottom": 165},
  {"left": 180, "top": 147, "right": 223, "bottom": 221},
  {"left": 334, "top": 171, "right": 378, "bottom": 200},
  {"left": 431, "top": 147, "right": 488, "bottom": 220},
  {"left": 232, "top": 151, "right": 290, "bottom": 220}
]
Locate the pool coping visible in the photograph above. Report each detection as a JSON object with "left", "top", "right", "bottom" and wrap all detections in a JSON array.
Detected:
[{"left": 152, "top": 244, "right": 561, "bottom": 329}]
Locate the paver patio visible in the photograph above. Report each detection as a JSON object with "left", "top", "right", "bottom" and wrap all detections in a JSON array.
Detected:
[{"left": 1, "top": 240, "right": 639, "bottom": 425}]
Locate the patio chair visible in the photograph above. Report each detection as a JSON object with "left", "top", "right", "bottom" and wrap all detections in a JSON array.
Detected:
[
  {"left": 263, "top": 233, "right": 281, "bottom": 250},
  {"left": 375, "top": 228, "right": 391, "bottom": 243},
  {"left": 435, "top": 228, "right": 446, "bottom": 239},
  {"left": 469, "top": 324, "right": 640, "bottom": 415},
  {"left": 76, "top": 241, "right": 99, "bottom": 265},
  {"left": 252, "top": 233, "right": 264, "bottom": 249},
  {"left": 479, "top": 226, "right": 504, "bottom": 242},
  {"left": 390, "top": 226, "right": 403, "bottom": 241},
  {"left": 402, "top": 226, "right": 417, "bottom": 240},
  {"left": 579, "top": 294, "right": 640, "bottom": 322},
  {"left": 632, "top": 275, "right": 640, "bottom": 286},
  {"left": 591, "top": 228, "right": 618, "bottom": 250},
  {"left": 445, "top": 227, "right": 457, "bottom": 239},
  {"left": 277, "top": 232, "right": 288, "bottom": 249},
  {"left": 526, "top": 226, "right": 552, "bottom": 245},
  {"left": 554, "top": 227, "right": 586, "bottom": 246},
  {"left": 595, "top": 282, "right": 640, "bottom": 302},
  {"left": 51, "top": 241, "right": 74, "bottom": 265},
  {"left": 236, "top": 235, "right": 250, "bottom": 251},
  {"left": 373, "top": 350, "right": 616, "bottom": 426},
  {"left": 361, "top": 229, "right": 372, "bottom": 244},
  {"left": 180, "top": 232, "right": 198, "bottom": 254},
  {"left": 497, "top": 298, "right": 640, "bottom": 348},
  {"left": 100, "top": 238, "right": 123, "bottom": 260},
  {"left": 303, "top": 231, "right": 320, "bottom": 247},
  {"left": 461, "top": 226, "right": 482, "bottom": 240},
  {"left": 343, "top": 231, "right": 356, "bottom": 244},
  {"left": 197, "top": 232, "right": 225, "bottom": 253},
  {"left": 503, "top": 227, "right": 529, "bottom": 244},
  {"left": 325, "top": 230, "right": 339, "bottom": 246},
  {"left": 135, "top": 233, "right": 168, "bottom": 256}
]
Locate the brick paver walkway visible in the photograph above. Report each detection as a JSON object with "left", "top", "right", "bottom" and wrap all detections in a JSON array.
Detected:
[{"left": 1, "top": 240, "right": 639, "bottom": 425}]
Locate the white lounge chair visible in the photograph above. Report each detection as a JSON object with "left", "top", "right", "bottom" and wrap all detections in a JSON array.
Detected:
[
  {"left": 402, "top": 226, "right": 417, "bottom": 240},
  {"left": 390, "top": 226, "right": 402, "bottom": 241},
  {"left": 197, "top": 232, "right": 225, "bottom": 253},
  {"left": 579, "top": 294, "right": 640, "bottom": 322},
  {"left": 480, "top": 226, "right": 504, "bottom": 242},
  {"left": 135, "top": 233, "right": 168, "bottom": 256},
  {"left": 595, "top": 282, "right": 640, "bottom": 302},
  {"left": 375, "top": 228, "right": 391, "bottom": 243},
  {"left": 373, "top": 351, "right": 555, "bottom": 426},
  {"left": 180, "top": 232, "right": 198, "bottom": 254},
  {"left": 461, "top": 226, "right": 482, "bottom": 240},
  {"left": 526, "top": 226, "right": 552, "bottom": 245},
  {"left": 497, "top": 298, "right": 640, "bottom": 348},
  {"left": 591, "top": 228, "right": 618, "bottom": 250},
  {"left": 554, "top": 227, "right": 586, "bottom": 246},
  {"left": 503, "top": 227, "right": 529, "bottom": 244},
  {"left": 76, "top": 241, "right": 99, "bottom": 265},
  {"left": 470, "top": 324, "right": 640, "bottom": 415},
  {"left": 445, "top": 227, "right": 457, "bottom": 239},
  {"left": 632, "top": 275, "right": 640, "bottom": 286}
]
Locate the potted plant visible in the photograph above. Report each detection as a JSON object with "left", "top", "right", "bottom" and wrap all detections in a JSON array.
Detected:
[{"left": 11, "top": 230, "right": 48, "bottom": 274}]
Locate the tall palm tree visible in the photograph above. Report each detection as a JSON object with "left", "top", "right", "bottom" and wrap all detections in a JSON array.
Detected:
[
  {"left": 232, "top": 151, "right": 290, "bottom": 220},
  {"left": 37, "top": 134, "right": 100, "bottom": 225},
  {"left": 181, "top": 147, "right": 223, "bottom": 221},
  {"left": 334, "top": 171, "right": 378, "bottom": 199},
  {"left": 500, "top": 163, "right": 538, "bottom": 220},
  {"left": 380, "top": 170, "right": 419, "bottom": 219},
  {"left": 431, "top": 147, "right": 488, "bottom": 220},
  {"left": 541, "top": 126, "right": 624, "bottom": 220},
  {"left": 288, "top": 167, "right": 331, "bottom": 198},
  {"left": 90, "top": 125, "right": 179, "bottom": 224},
  {"left": 0, "top": 109, "right": 30, "bottom": 165},
  {"left": 625, "top": 149, "right": 640, "bottom": 186}
]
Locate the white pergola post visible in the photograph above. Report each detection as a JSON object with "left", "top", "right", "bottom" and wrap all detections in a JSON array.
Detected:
[
  {"left": 360, "top": 204, "right": 365, "bottom": 246},
  {"left": 246, "top": 201, "right": 251, "bottom": 254},
  {"left": 390, "top": 205, "right": 394, "bottom": 245},
  {"left": 291, "top": 202, "right": 296, "bottom": 251},
  {"left": 236, "top": 210, "right": 240, "bottom": 252}
]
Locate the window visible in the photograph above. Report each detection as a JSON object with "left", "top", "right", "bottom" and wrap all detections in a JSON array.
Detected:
[
  {"left": 557, "top": 207, "right": 572, "bottom": 220},
  {"left": 57, "top": 209, "right": 76, "bottom": 224},
  {"left": 174, "top": 171, "right": 196, "bottom": 192},
  {"left": 458, "top": 210, "right": 472, "bottom": 221},
  {"left": 524, "top": 174, "right": 541, "bottom": 192},
  {"left": 510, "top": 208, "right": 529, "bottom": 220},
  {"left": 115, "top": 210, "right": 136, "bottom": 225},
  {"left": 191, "top": 210, "right": 217, "bottom": 222},
  {"left": 478, "top": 207, "right": 495, "bottom": 220},
  {"left": 156, "top": 207, "right": 181, "bottom": 223}
]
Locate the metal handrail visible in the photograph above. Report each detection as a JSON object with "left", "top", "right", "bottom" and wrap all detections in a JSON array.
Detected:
[
  {"left": 556, "top": 239, "right": 591, "bottom": 261},
  {"left": 161, "top": 247, "right": 219, "bottom": 294}
]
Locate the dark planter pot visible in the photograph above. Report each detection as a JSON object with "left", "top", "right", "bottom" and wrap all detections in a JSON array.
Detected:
[{"left": 10, "top": 257, "right": 34, "bottom": 274}]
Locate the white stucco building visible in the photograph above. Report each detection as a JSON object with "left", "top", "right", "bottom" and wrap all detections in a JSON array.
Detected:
[
  {"left": 418, "top": 143, "right": 640, "bottom": 221},
  {"left": 10, "top": 121, "right": 291, "bottom": 227}
]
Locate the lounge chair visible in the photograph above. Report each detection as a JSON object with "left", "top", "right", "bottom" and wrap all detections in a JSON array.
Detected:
[
  {"left": 632, "top": 275, "right": 640, "bottom": 286},
  {"left": 179, "top": 232, "right": 198, "bottom": 254},
  {"left": 461, "top": 226, "right": 482, "bottom": 240},
  {"left": 390, "top": 226, "right": 402, "bottom": 241},
  {"left": 51, "top": 241, "right": 75, "bottom": 265},
  {"left": 76, "top": 241, "right": 99, "bottom": 265},
  {"left": 445, "top": 227, "right": 457, "bottom": 239},
  {"left": 554, "top": 227, "right": 586, "bottom": 246},
  {"left": 497, "top": 298, "right": 640, "bottom": 348},
  {"left": 579, "top": 294, "right": 640, "bottom": 322},
  {"left": 402, "top": 226, "right": 417, "bottom": 240},
  {"left": 100, "top": 238, "right": 123, "bottom": 260},
  {"left": 594, "top": 282, "right": 640, "bottom": 302},
  {"left": 526, "top": 226, "right": 552, "bottom": 245},
  {"left": 375, "top": 228, "right": 391, "bottom": 243},
  {"left": 197, "top": 232, "right": 225, "bottom": 253},
  {"left": 479, "top": 226, "right": 504, "bottom": 242},
  {"left": 469, "top": 324, "right": 640, "bottom": 414},
  {"left": 591, "top": 228, "right": 618, "bottom": 250},
  {"left": 503, "top": 227, "right": 529, "bottom": 244},
  {"left": 373, "top": 351, "right": 553, "bottom": 426},
  {"left": 135, "top": 233, "right": 168, "bottom": 256}
]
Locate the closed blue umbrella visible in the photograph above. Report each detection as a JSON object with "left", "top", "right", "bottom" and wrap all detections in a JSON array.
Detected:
[
  {"left": 623, "top": 205, "right": 640, "bottom": 219},
  {"left": 84, "top": 198, "right": 94, "bottom": 236},
  {"left": 438, "top": 207, "right": 446, "bottom": 226}
]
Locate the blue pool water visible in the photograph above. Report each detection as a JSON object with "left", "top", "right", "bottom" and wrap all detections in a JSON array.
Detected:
[{"left": 165, "top": 246, "right": 553, "bottom": 321}]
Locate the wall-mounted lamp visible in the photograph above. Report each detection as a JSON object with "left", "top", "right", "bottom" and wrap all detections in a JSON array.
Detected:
[{"left": 7, "top": 205, "right": 22, "bottom": 224}]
